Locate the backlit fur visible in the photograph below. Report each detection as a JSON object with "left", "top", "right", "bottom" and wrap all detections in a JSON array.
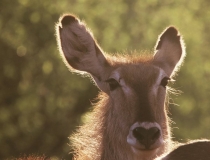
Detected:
[{"left": 56, "top": 14, "right": 186, "bottom": 160}]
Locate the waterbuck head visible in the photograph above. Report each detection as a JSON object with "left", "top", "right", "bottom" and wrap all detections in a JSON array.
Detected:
[{"left": 56, "top": 14, "right": 185, "bottom": 160}]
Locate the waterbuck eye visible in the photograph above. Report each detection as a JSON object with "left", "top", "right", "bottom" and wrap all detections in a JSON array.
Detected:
[
  {"left": 106, "top": 78, "right": 120, "bottom": 91},
  {"left": 160, "top": 77, "right": 170, "bottom": 88}
]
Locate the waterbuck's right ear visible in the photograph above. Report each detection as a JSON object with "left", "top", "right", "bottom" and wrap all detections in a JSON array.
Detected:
[
  {"left": 153, "top": 27, "right": 186, "bottom": 77},
  {"left": 56, "top": 14, "right": 111, "bottom": 93}
]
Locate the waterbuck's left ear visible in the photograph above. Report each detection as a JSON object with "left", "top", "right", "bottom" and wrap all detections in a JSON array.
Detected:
[
  {"left": 56, "top": 14, "right": 112, "bottom": 93},
  {"left": 153, "top": 26, "right": 186, "bottom": 77}
]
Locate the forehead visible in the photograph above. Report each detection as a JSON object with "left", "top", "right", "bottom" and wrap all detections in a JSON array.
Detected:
[{"left": 120, "top": 63, "right": 161, "bottom": 85}]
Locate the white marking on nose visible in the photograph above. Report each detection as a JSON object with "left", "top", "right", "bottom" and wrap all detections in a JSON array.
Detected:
[
  {"left": 138, "top": 122, "right": 161, "bottom": 130},
  {"left": 128, "top": 122, "right": 162, "bottom": 136},
  {"left": 127, "top": 122, "right": 163, "bottom": 150}
]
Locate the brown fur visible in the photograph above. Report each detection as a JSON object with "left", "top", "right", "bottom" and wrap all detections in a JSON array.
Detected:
[
  {"left": 70, "top": 62, "right": 172, "bottom": 160},
  {"left": 9, "top": 155, "right": 49, "bottom": 160},
  {"left": 156, "top": 140, "right": 210, "bottom": 160},
  {"left": 56, "top": 14, "right": 185, "bottom": 160}
]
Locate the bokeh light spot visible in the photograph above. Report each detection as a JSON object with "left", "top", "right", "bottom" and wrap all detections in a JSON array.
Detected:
[
  {"left": 42, "top": 61, "right": 53, "bottom": 74},
  {"left": 17, "top": 46, "right": 27, "bottom": 57},
  {"left": 30, "top": 12, "right": 40, "bottom": 24}
]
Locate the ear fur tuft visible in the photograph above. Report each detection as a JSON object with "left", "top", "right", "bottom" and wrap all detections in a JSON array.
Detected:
[
  {"left": 156, "top": 26, "right": 181, "bottom": 50},
  {"left": 60, "top": 15, "right": 78, "bottom": 27}
]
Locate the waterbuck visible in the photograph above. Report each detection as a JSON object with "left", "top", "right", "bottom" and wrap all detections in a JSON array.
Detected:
[{"left": 56, "top": 14, "right": 185, "bottom": 160}]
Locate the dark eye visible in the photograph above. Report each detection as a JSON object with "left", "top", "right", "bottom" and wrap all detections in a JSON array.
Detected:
[
  {"left": 160, "top": 77, "right": 170, "bottom": 88},
  {"left": 106, "top": 78, "right": 120, "bottom": 91}
]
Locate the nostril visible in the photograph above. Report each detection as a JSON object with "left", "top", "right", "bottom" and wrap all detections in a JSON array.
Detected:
[
  {"left": 133, "top": 127, "right": 161, "bottom": 149},
  {"left": 151, "top": 127, "right": 160, "bottom": 141},
  {"left": 133, "top": 127, "right": 147, "bottom": 141}
]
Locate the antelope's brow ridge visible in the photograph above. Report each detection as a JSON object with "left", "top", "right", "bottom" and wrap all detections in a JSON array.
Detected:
[
  {"left": 119, "top": 64, "right": 161, "bottom": 83},
  {"left": 106, "top": 53, "right": 154, "bottom": 67}
]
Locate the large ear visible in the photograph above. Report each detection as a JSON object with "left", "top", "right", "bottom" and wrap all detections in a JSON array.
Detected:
[
  {"left": 153, "top": 27, "right": 186, "bottom": 77},
  {"left": 56, "top": 14, "right": 110, "bottom": 92}
]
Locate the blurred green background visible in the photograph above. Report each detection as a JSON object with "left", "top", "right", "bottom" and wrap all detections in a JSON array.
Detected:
[{"left": 1, "top": 0, "right": 210, "bottom": 159}]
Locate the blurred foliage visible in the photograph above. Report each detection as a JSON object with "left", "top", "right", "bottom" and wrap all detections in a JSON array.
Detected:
[{"left": 1, "top": 0, "right": 210, "bottom": 159}]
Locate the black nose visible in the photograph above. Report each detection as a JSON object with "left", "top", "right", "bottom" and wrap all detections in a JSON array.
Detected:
[{"left": 133, "top": 127, "right": 161, "bottom": 149}]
